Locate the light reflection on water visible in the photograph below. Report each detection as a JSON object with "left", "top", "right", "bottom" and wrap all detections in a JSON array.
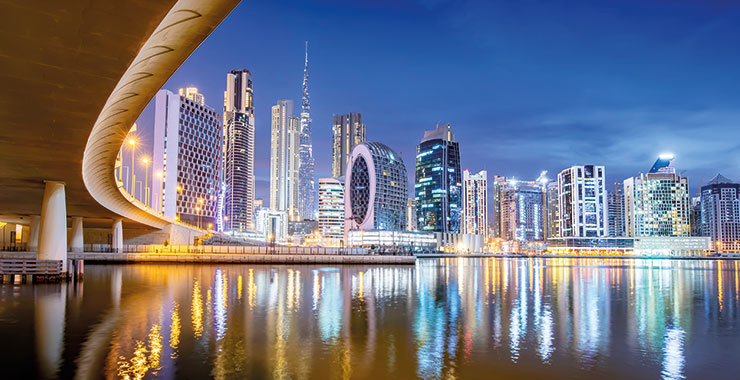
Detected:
[{"left": 2, "top": 258, "right": 740, "bottom": 379}]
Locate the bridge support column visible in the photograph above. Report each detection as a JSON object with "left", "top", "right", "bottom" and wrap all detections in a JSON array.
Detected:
[
  {"left": 71, "top": 217, "right": 84, "bottom": 253},
  {"left": 38, "top": 181, "right": 67, "bottom": 271},
  {"left": 28, "top": 215, "right": 41, "bottom": 252},
  {"left": 112, "top": 218, "right": 123, "bottom": 253}
]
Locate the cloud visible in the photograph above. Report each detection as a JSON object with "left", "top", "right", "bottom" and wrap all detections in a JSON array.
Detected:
[{"left": 466, "top": 107, "right": 740, "bottom": 187}]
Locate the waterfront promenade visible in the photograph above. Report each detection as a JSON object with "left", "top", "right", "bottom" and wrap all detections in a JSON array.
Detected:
[{"left": 0, "top": 251, "right": 415, "bottom": 265}]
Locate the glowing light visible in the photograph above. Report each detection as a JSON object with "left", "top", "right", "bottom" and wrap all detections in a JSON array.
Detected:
[
  {"left": 128, "top": 138, "right": 136, "bottom": 146},
  {"left": 659, "top": 153, "right": 675, "bottom": 160},
  {"left": 169, "top": 303, "right": 181, "bottom": 357},
  {"left": 191, "top": 280, "right": 203, "bottom": 338}
]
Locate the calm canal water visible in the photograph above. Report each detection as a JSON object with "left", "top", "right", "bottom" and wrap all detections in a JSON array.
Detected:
[{"left": 1, "top": 257, "right": 739, "bottom": 379}]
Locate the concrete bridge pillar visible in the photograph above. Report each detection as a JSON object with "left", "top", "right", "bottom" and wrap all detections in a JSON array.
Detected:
[
  {"left": 112, "top": 218, "right": 123, "bottom": 253},
  {"left": 71, "top": 217, "right": 84, "bottom": 253},
  {"left": 38, "top": 181, "right": 67, "bottom": 271},
  {"left": 28, "top": 215, "right": 41, "bottom": 251}
]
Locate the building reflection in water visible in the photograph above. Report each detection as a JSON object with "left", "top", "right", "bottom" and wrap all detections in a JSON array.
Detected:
[
  {"left": 14, "top": 258, "right": 740, "bottom": 379},
  {"left": 35, "top": 283, "right": 66, "bottom": 380}
]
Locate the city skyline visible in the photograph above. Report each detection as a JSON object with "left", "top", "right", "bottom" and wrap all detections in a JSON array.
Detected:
[{"left": 131, "top": 0, "right": 740, "bottom": 205}]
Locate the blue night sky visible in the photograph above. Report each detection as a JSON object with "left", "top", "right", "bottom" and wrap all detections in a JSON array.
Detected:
[{"left": 136, "top": 0, "right": 740, "bottom": 203}]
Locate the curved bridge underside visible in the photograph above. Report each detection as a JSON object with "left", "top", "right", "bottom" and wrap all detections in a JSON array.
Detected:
[{"left": 0, "top": 0, "right": 239, "bottom": 229}]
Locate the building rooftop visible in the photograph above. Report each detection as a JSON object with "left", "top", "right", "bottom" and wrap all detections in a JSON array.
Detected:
[
  {"left": 421, "top": 123, "right": 455, "bottom": 143},
  {"left": 707, "top": 173, "right": 735, "bottom": 185}
]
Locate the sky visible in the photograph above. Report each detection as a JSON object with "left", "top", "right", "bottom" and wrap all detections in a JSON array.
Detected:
[{"left": 135, "top": 0, "right": 740, "bottom": 203}]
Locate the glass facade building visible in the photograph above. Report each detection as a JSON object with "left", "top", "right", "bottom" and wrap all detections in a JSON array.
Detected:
[
  {"left": 270, "top": 100, "right": 300, "bottom": 220},
  {"left": 700, "top": 174, "right": 740, "bottom": 252},
  {"left": 152, "top": 88, "right": 222, "bottom": 228},
  {"left": 332, "top": 113, "right": 365, "bottom": 177},
  {"left": 298, "top": 42, "right": 316, "bottom": 220},
  {"left": 500, "top": 181, "right": 545, "bottom": 241},
  {"left": 318, "top": 177, "right": 345, "bottom": 246},
  {"left": 345, "top": 142, "right": 408, "bottom": 234},
  {"left": 623, "top": 155, "right": 690, "bottom": 237},
  {"left": 557, "top": 165, "right": 608, "bottom": 237},
  {"left": 462, "top": 169, "right": 487, "bottom": 235},
  {"left": 607, "top": 183, "right": 626, "bottom": 237},
  {"left": 546, "top": 182, "right": 560, "bottom": 238},
  {"left": 223, "top": 69, "right": 255, "bottom": 231},
  {"left": 414, "top": 123, "right": 461, "bottom": 234}
]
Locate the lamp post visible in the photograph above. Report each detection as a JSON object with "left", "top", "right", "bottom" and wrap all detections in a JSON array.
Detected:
[
  {"left": 198, "top": 198, "right": 205, "bottom": 229},
  {"left": 128, "top": 138, "right": 136, "bottom": 197},
  {"left": 176, "top": 185, "right": 182, "bottom": 221},
  {"left": 142, "top": 157, "right": 150, "bottom": 206}
]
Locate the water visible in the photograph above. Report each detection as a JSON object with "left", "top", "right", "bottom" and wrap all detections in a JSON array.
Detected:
[{"left": 1, "top": 257, "right": 739, "bottom": 379}]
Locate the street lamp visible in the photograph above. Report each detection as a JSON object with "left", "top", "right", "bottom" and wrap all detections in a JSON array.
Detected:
[
  {"left": 128, "top": 138, "right": 136, "bottom": 196},
  {"left": 141, "top": 157, "right": 150, "bottom": 206},
  {"left": 198, "top": 198, "right": 205, "bottom": 229}
]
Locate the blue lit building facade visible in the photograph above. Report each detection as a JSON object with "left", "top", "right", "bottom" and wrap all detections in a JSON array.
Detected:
[
  {"left": 700, "top": 174, "right": 740, "bottom": 252},
  {"left": 500, "top": 180, "right": 545, "bottom": 241},
  {"left": 414, "top": 124, "right": 462, "bottom": 234}
]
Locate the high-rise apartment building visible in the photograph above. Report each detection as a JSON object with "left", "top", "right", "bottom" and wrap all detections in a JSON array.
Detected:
[
  {"left": 406, "top": 198, "right": 417, "bottom": 231},
  {"left": 415, "top": 123, "right": 462, "bottom": 233},
  {"left": 546, "top": 182, "right": 560, "bottom": 238},
  {"left": 700, "top": 174, "right": 740, "bottom": 252},
  {"left": 152, "top": 88, "right": 222, "bottom": 228},
  {"left": 557, "top": 165, "right": 608, "bottom": 237},
  {"left": 462, "top": 170, "right": 487, "bottom": 235},
  {"left": 623, "top": 154, "right": 690, "bottom": 237},
  {"left": 298, "top": 42, "right": 317, "bottom": 220},
  {"left": 179, "top": 86, "right": 204, "bottom": 105},
  {"left": 270, "top": 100, "right": 300, "bottom": 220},
  {"left": 691, "top": 196, "right": 702, "bottom": 237},
  {"left": 332, "top": 113, "right": 366, "bottom": 177},
  {"left": 345, "top": 142, "right": 408, "bottom": 234},
  {"left": 498, "top": 178, "right": 545, "bottom": 241},
  {"left": 607, "top": 183, "right": 626, "bottom": 237},
  {"left": 491, "top": 175, "right": 507, "bottom": 238},
  {"left": 318, "top": 177, "right": 345, "bottom": 246},
  {"left": 223, "top": 69, "right": 255, "bottom": 231}
]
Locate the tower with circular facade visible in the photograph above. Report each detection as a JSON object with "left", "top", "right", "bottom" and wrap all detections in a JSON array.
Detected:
[{"left": 344, "top": 142, "right": 408, "bottom": 235}]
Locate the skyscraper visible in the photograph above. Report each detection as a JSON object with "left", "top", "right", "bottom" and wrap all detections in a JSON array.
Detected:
[
  {"left": 624, "top": 154, "right": 690, "bottom": 237},
  {"left": 700, "top": 174, "right": 740, "bottom": 252},
  {"left": 406, "top": 198, "right": 417, "bottom": 231},
  {"left": 318, "top": 177, "right": 345, "bottom": 246},
  {"left": 462, "top": 169, "right": 488, "bottom": 236},
  {"left": 298, "top": 42, "right": 317, "bottom": 220},
  {"left": 557, "top": 165, "right": 608, "bottom": 237},
  {"left": 499, "top": 179, "right": 545, "bottom": 241},
  {"left": 491, "top": 175, "right": 507, "bottom": 238},
  {"left": 223, "top": 69, "right": 255, "bottom": 231},
  {"left": 270, "top": 99, "right": 300, "bottom": 220},
  {"left": 607, "top": 183, "right": 626, "bottom": 237},
  {"left": 415, "top": 123, "right": 462, "bottom": 233},
  {"left": 546, "top": 182, "right": 560, "bottom": 238},
  {"left": 332, "top": 113, "right": 366, "bottom": 177},
  {"left": 345, "top": 142, "right": 408, "bottom": 233},
  {"left": 152, "top": 88, "right": 222, "bottom": 228}
]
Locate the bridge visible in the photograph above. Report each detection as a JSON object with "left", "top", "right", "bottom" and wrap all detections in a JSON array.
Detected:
[{"left": 0, "top": 0, "right": 241, "bottom": 270}]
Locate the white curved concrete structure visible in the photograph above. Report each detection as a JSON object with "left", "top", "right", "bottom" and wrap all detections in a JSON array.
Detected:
[
  {"left": 83, "top": 0, "right": 240, "bottom": 231},
  {"left": 0, "top": 0, "right": 240, "bottom": 246}
]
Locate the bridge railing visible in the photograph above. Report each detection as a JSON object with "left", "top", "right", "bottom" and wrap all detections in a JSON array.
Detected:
[{"left": 0, "top": 259, "right": 63, "bottom": 274}]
